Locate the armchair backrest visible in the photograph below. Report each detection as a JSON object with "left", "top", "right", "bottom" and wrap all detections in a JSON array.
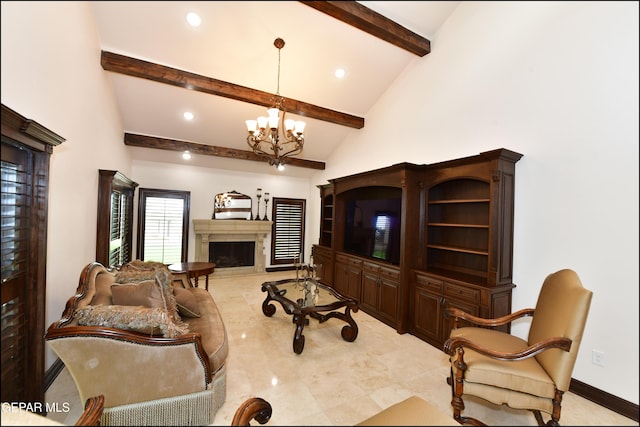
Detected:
[{"left": 528, "top": 269, "right": 593, "bottom": 392}]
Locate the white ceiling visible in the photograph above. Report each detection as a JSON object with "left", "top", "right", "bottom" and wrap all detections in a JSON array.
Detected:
[{"left": 90, "top": 1, "right": 460, "bottom": 176}]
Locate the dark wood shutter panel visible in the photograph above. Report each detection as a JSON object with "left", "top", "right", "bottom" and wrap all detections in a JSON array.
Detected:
[
  {"left": 1, "top": 154, "right": 30, "bottom": 402},
  {"left": 271, "top": 198, "right": 305, "bottom": 265}
]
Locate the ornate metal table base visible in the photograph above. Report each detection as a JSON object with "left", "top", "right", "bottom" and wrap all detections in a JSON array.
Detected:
[{"left": 261, "top": 278, "right": 359, "bottom": 354}]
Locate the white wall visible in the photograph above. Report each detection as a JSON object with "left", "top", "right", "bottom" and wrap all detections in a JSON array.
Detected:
[
  {"left": 1, "top": 2, "right": 131, "bottom": 369},
  {"left": 131, "top": 160, "right": 315, "bottom": 265},
  {"left": 1, "top": 0, "right": 637, "bottom": 406},
  {"left": 310, "top": 1, "right": 639, "bottom": 404}
]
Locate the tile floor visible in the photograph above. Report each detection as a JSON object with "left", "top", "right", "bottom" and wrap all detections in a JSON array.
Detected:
[{"left": 45, "top": 271, "right": 637, "bottom": 426}]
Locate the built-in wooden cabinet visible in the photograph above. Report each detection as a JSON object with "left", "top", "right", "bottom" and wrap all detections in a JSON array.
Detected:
[
  {"left": 410, "top": 270, "right": 513, "bottom": 348},
  {"left": 318, "top": 184, "right": 334, "bottom": 248},
  {"left": 361, "top": 261, "right": 400, "bottom": 326},
  {"left": 312, "top": 244, "right": 334, "bottom": 287},
  {"left": 316, "top": 149, "right": 522, "bottom": 349},
  {"left": 333, "top": 252, "right": 362, "bottom": 300}
]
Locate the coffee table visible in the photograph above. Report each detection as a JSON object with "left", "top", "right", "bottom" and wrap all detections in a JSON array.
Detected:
[{"left": 261, "top": 277, "right": 359, "bottom": 354}]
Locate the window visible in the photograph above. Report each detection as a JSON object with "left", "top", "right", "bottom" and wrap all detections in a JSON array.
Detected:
[
  {"left": 136, "top": 189, "right": 189, "bottom": 264},
  {"left": 270, "top": 197, "right": 305, "bottom": 265},
  {"left": 96, "top": 170, "right": 138, "bottom": 268}
]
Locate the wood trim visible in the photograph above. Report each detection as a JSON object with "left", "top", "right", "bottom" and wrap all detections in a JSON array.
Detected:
[
  {"left": 300, "top": 1, "right": 431, "bottom": 57},
  {"left": 101, "top": 51, "right": 364, "bottom": 130},
  {"left": 1, "top": 104, "right": 65, "bottom": 152},
  {"left": 1, "top": 103, "right": 62, "bottom": 410},
  {"left": 569, "top": 378, "right": 639, "bottom": 423},
  {"left": 124, "top": 132, "right": 326, "bottom": 170}
]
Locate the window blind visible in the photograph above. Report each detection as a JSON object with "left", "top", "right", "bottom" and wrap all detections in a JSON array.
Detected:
[{"left": 271, "top": 198, "right": 305, "bottom": 265}]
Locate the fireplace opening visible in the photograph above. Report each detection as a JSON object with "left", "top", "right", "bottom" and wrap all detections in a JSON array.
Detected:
[{"left": 209, "top": 241, "right": 255, "bottom": 268}]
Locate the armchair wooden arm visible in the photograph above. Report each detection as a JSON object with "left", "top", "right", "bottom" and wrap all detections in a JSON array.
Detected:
[
  {"left": 231, "top": 397, "right": 272, "bottom": 426},
  {"left": 445, "top": 307, "right": 535, "bottom": 329},
  {"left": 444, "top": 335, "right": 572, "bottom": 360},
  {"left": 74, "top": 395, "right": 104, "bottom": 426}
]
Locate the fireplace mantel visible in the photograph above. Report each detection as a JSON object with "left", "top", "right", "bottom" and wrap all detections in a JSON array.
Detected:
[{"left": 193, "top": 219, "right": 272, "bottom": 276}]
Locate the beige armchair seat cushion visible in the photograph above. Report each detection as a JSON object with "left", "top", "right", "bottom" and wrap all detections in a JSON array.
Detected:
[
  {"left": 357, "top": 396, "right": 459, "bottom": 426},
  {"left": 450, "top": 327, "right": 556, "bottom": 398}
]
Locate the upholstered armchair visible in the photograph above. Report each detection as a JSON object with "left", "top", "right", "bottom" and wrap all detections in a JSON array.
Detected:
[{"left": 443, "top": 269, "right": 593, "bottom": 426}]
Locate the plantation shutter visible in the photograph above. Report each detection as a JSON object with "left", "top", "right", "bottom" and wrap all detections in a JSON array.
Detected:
[
  {"left": 109, "top": 190, "right": 130, "bottom": 266},
  {"left": 271, "top": 198, "right": 305, "bottom": 265},
  {"left": 136, "top": 189, "right": 190, "bottom": 264},
  {"left": 142, "top": 196, "right": 184, "bottom": 263}
]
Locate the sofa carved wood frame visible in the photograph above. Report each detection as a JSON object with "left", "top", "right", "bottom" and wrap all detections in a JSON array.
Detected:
[{"left": 45, "top": 262, "right": 214, "bottom": 383}]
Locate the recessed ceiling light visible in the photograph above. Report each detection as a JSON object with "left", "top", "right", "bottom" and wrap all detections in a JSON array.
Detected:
[
  {"left": 335, "top": 68, "right": 346, "bottom": 79},
  {"left": 186, "top": 12, "right": 201, "bottom": 27},
  {"left": 183, "top": 111, "right": 194, "bottom": 121},
  {"left": 182, "top": 151, "right": 191, "bottom": 160}
]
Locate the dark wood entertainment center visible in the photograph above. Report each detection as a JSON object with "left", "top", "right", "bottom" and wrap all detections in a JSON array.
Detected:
[{"left": 313, "top": 148, "right": 523, "bottom": 349}]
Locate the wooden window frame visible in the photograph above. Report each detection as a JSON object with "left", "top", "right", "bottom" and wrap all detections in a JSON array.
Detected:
[
  {"left": 136, "top": 188, "right": 190, "bottom": 263},
  {"left": 96, "top": 170, "right": 138, "bottom": 267}
]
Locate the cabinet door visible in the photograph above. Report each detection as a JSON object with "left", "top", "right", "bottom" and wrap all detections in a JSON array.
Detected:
[
  {"left": 346, "top": 265, "right": 362, "bottom": 300},
  {"left": 334, "top": 262, "right": 349, "bottom": 295},
  {"left": 413, "top": 288, "right": 443, "bottom": 343},
  {"left": 378, "top": 276, "right": 399, "bottom": 323},
  {"left": 443, "top": 298, "right": 479, "bottom": 341},
  {"left": 312, "top": 246, "right": 334, "bottom": 287},
  {"left": 361, "top": 271, "right": 379, "bottom": 312}
]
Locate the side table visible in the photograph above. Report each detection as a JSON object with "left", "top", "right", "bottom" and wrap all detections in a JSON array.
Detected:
[{"left": 168, "top": 262, "right": 216, "bottom": 290}]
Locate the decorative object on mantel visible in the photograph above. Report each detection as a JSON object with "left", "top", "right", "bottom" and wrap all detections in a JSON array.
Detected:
[
  {"left": 245, "top": 38, "right": 306, "bottom": 171},
  {"left": 212, "top": 190, "right": 252, "bottom": 220},
  {"left": 262, "top": 192, "right": 270, "bottom": 221},
  {"left": 254, "top": 188, "right": 262, "bottom": 220}
]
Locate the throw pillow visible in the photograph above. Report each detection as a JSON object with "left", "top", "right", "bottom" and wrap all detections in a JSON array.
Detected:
[
  {"left": 173, "top": 287, "right": 201, "bottom": 318},
  {"left": 111, "top": 280, "right": 165, "bottom": 309},
  {"left": 75, "top": 305, "right": 189, "bottom": 338},
  {"left": 117, "top": 261, "right": 182, "bottom": 325},
  {"left": 115, "top": 270, "right": 156, "bottom": 284}
]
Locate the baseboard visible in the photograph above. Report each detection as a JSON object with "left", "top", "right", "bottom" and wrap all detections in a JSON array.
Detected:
[
  {"left": 44, "top": 358, "right": 65, "bottom": 392},
  {"left": 265, "top": 265, "right": 296, "bottom": 272},
  {"left": 570, "top": 378, "right": 639, "bottom": 422}
]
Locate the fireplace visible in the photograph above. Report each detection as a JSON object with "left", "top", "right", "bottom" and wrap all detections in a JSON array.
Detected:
[
  {"left": 209, "top": 241, "right": 255, "bottom": 267},
  {"left": 193, "top": 219, "right": 272, "bottom": 277}
]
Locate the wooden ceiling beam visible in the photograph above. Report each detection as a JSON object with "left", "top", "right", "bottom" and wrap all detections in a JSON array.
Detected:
[
  {"left": 300, "top": 1, "right": 431, "bottom": 57},
  {"left": 101, "top": 51, "right": 363, "bottom": 129},
  {"left": 124, "top": 133, "right": 326, "bottom": 170}
]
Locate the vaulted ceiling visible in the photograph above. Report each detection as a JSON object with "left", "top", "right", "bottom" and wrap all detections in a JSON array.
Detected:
[{"left": 92, "top": 1, "right": 459, "bottom": 176}]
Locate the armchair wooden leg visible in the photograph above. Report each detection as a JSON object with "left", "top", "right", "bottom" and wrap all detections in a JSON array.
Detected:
[
  {"left": 450, "top": 347, "right": 486, "bottom": 426},
  {"left": 451, "top": 348, "right": 466, "bottom": 424}
]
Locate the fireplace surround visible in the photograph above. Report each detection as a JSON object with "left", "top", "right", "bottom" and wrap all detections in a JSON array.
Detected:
[{"left": 193, "top": 219, "right": 272, "bottom": 276}]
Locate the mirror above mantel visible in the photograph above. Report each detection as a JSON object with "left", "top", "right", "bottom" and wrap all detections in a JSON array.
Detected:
[{"left": 212, "top": 190, "right": 252, "bottom": 220}]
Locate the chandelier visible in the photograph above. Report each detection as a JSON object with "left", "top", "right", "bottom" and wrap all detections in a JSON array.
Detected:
[{"left": 246, "top": 38, "right": 306, "bottom": 170}]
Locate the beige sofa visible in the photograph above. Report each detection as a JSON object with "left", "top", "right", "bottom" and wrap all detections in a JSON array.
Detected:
[{"left": 45, "top": 261, "right": 228, "bottom": 426}]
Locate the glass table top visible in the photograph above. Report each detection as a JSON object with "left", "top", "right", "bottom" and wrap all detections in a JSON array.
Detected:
[{"left": 265, "top": 278, "right": 344, "bottom": 309}]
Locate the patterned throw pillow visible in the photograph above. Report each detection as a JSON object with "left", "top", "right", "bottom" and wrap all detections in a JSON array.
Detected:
[
  {"left": 75, "top": 305, "right": 189, "bottom": 338},
  {"left": 117, "top": 261, "right": 182, "bottom": 324}
]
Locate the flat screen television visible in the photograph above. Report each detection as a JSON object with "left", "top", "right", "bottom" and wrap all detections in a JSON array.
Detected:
[{"left": 342, "top": 187, "right": 402, "bottom": 265}]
